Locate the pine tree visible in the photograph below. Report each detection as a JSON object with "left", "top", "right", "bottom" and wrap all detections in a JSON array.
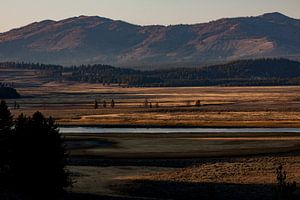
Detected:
[
  {"left": 195, "top": 100, "right": 201, "bottom": 107},
  {"left": 111, "top": 99, "right": 115, "bottom": 108},
  {"left": 144, "top": 99, "right": 149, "bottom": 108},
  {"left": 94, "top": 100, "right": 98, "bottom": 109},
  {"left": 11, "top": 112, "right": 71, "bottom": 199},
  {"left": 0, "top": 100, "right": 13, "bottom": 176},
  {"left": 0, "top": 100, "right": 13, "bottom": 133}
]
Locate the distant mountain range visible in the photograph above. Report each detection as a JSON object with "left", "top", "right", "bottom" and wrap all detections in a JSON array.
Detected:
[{"left": 1, "top": 12, "right": 300, "bottom": 68}]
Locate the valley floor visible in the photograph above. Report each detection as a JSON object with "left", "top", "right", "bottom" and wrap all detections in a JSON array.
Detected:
[
  {"left": 6, "top": 83, "right": 300, "bottom": 128},
  {"left": 65, "top": 132, "right": 300, "bottom": 200},
  {"left": 68, "top": 153, "right": 300, "bottom": 200}
]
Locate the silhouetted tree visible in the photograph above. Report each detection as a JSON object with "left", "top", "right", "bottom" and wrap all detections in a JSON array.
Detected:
[
  {"left": 111, "top": 99, "right": 115, "bottom": 108},
  {"left": 144, "top": 99, "right": 149, "bottom": 108},
  {"left": 94, "top": 100, "right": 98, "bottom": 109},
  {"left": 11, "top": 112, "right": 71, "bottom": 199},
  {"left": 195, "top": 100, "right": 201, "bottom": 107},
  {"left": 149, "top": 102, "right": 153, "bottom": 108},
  {"left": 0, "top": 100, "right": 13, "bottom": 181},
  {"left": 274, "top": 165, "right": 297, "bottom": 200}
]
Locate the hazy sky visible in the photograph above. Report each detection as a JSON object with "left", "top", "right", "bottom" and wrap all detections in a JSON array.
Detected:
[{"left": 1, "top": 0, "right": 300, "bottom": 32}]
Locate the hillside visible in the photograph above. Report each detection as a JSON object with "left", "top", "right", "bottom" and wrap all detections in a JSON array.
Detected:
[
  {"left": 0, "top": 13, "right": 300, "bottom": 67},
  {"left": 1, "top": 58, "right": 300, "bottom": 87}
]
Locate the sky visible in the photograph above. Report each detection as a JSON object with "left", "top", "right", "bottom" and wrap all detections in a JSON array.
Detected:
[{"left": 1, "top": 0, "right": 300, "bottom": 32}]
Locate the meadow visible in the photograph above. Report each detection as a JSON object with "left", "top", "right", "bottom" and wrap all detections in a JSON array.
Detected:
[
  {"left": 3, "top": 69, "right": 300, "bottom": 199},
  {"left": 6, "top": 81, "right": 300, "bottom": 128}
]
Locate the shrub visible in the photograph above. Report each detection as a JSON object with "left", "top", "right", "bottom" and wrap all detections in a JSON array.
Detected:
[{"left": 274, "top": 165, "right": 297, "bottom": 200}]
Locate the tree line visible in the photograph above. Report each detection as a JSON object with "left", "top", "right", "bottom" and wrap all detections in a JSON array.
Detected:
[{"left": 2, "top": 58, "right": 300, "bottom": 87}]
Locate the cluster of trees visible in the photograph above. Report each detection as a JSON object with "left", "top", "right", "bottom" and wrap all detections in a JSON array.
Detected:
[
  {"left": 0, "top": 62, "right": 63, "bottom": 71},
  {"left": 143, "top": 99, "right": 201, "bottom": 108},
  {"left": 0, "top": 100, "right": 71, "bottom": 199},
  {"left": 144, "top": 99, "right": 158, "bottom": 108},
  {"left": 0, "top": 86, "right": 21, "bottom": 99},
  {"left": 94, "top": 99, "right": 115, "bottom": 109},
  {"left": 2, "top": 58, "right": 300, "bottom": 87},
  {"left": 67, "top": 64, "right": 137, "bottom": 85}
]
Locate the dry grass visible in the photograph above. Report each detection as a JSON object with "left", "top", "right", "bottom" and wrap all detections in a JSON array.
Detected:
[
  {"left": 125, "top": 155, "right": 300, "bottom": 185},
  {"left": 5, "top": 83, "right": 300, "bottom": 127}
]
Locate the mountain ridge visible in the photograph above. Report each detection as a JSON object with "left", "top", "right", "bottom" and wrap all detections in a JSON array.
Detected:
[{"left": 0, "top": 12, "right": 300, "bottom": 68}]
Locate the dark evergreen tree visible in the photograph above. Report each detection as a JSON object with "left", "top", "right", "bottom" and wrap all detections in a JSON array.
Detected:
[
  {"left": 11, "top": 112, "right": 71, "bottom": 199},
  {"left": 94, "top": 100, "right": 98, "bottom": 109},
  {"left": 111, "top": 99, "right": 115, "bottom": 108},
  {"left": 0, "top": 100, "right": 13, "bottom": 180},
  {"left": 195, "top": 100, "right": 201, "bottom": 107},
  {"left": 144, "top": 99, "right": 149, "bottom": 108}
]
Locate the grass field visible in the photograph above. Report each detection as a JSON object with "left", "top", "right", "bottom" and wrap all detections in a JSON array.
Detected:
[
  {"left": 3, "top": 72, "right": 300, "bottom": 199},
  {"left": 4, "top": 81, "right": 300, "bottom": 127}
]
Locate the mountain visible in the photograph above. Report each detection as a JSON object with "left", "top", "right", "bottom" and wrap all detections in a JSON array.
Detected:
[{"left": 0, "top": 12, "right": 300, "bottom": 68}]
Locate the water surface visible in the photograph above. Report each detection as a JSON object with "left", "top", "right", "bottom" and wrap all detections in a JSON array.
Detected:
[{"left": 60, "top": 127, "right": 300, "bottom": 134}]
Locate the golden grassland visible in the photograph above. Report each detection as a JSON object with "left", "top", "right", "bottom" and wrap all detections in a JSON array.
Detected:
[
  {"left": 2, "top": 75, "right": 300, "bottom": 198},
  {"left": 6, "top": 82, "right": 300, "bottom": 127}
]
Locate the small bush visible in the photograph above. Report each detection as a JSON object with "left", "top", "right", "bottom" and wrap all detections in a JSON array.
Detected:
[{"left": 274, "top": 165, "right": 297, "bottom": 200}]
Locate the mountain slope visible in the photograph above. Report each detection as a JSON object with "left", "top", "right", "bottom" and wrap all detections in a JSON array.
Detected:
[{"left": 0, "top": 12, "right": 300, "bottom": 67}]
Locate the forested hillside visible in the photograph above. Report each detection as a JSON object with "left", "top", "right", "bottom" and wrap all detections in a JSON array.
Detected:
[{"left": 1, "top": 58, "right": 300, "bottom": 87}]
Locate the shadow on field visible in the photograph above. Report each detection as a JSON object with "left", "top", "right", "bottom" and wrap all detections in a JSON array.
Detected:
[
  {"left": 110, "top": 179, "right": 299, "bottom": 200},
  {"left": 66, "top": 193, "right": 153, "bottom": 200}
]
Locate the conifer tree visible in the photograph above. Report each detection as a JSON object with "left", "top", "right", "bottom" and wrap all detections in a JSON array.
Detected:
[
  {"left": 111, "top": 99, "right": 115, "bottom": 108},
  {"left": 195, "top": 100, "right": 201, "bottom": 107},
  {"left": 0, "top": 100, "right": 13, "bottom": 176},
  {"left": 94, "top": 100, "right": 98, "bottom": 109},
  {"left": 11, "top": 112, "right": 71, "bottom": 199}
]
